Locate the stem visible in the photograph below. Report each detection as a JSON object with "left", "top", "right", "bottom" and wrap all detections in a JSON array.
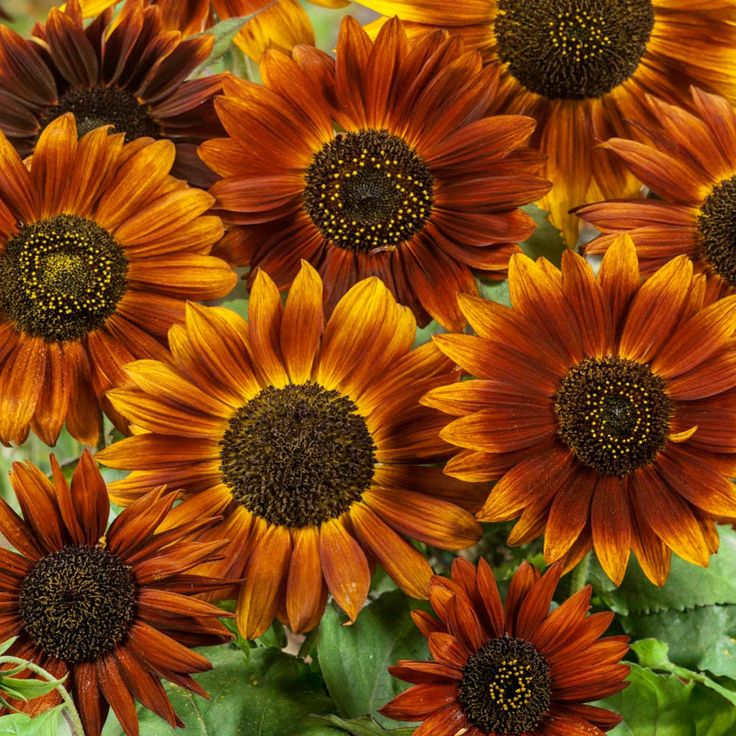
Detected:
[
  {"left": 0, "top": 657, "right": 85, "bottom": 736},
  {"left": 570, "top": 551, "right": 591, "bottom": 593}
]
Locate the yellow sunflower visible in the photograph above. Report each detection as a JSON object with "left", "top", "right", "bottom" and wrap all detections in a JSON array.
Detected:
[
  {"left": 0, "top": 114, "right": 235, "bottom": 447},
  {"left": 353, "top": 0, "right": 736, "bottom": 245},
  {"left": 97, "top": 262, "right": 487, "bottom": 639}
]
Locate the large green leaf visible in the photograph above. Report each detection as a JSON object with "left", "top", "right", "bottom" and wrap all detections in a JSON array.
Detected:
[
  {"left": 102, "top": 645, "right": 334, "bottom": 736},
  {"left": 590, "top": 526, "right": 736, "bottom": 676},
  {"left": 315, "top": 591, "right": 429, "bottom": 728},
  {"left": 0, "top": 708, "right": 67, "bottom": 736},
  {"left": 632, "top": 640, "right": 736, "bottom": 706}
]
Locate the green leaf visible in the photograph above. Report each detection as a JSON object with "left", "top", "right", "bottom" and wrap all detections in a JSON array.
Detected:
[
  {"left": 0, "top": 641, "right": 17, "bottom": 657},
  {"left": 312, "top": 714, "right": 415, "bottom": 735},
  {"left": 590, "top": 525, "right": 736, "bottom": 677},
  {"left": 192, "top": 16, "right": 254, "bottom": 74},
  {"left": 632, "top": 640, "right": 736, "bottom": 706},
  {"left": 315, "top": 591, "right": 429, "bottom": 728},
  {"left": 519, "top": 204, "right": 566, "bottom": 266},
  {"left": 0, "top": 707, "right": 67, "bottom": 736},
  {"left": 603, "top": 664, "right": 697, "bottom": 736},
  {"left": 102, "top": 645, "right": 334, "bottom": 736},
  {"left": 412, "top": 320, "right": 444, "bottom": 348},
  {"left": 478, "top": 279, "right": 510, "bottom": 306},
  {"left": 0, "top": 676, "right": 65, "bottom": 704}
]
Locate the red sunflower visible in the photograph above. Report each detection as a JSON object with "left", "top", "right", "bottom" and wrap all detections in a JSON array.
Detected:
[
  {"left": 0, "top": 451, "right": 232, "bottom": 736},
  {"left": 0, "top": 0, "right": 225, "bottom": 187},
  {"left": 200, "top": 16, "right": 550, "bottom": 330},
  {"left": 425, "top": 235, "right": 736, "bottom": 585},
  {"left": 382, "top": 560, "right": 629, "bottom": 736},
  {"left": 97, "top": 262, "right": 488, "bottom": 639},
  {"left": 0, "top": 114, "right": 234, "bottom": 447},
  {"left": 579, "top": 87, "right": 736, "bottom": 302}
]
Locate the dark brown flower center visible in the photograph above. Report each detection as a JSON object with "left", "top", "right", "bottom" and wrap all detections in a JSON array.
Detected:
[
  {"left": 219, "top": 382, "right": 377, "bottom": 527},
  {"left": 458, "top": 636, "right": 551, "bottom": 735},
  {"left": 555, "top": 356, "right": 671, "bottom": 476},
  {"left": 19, "top": 545, "right": 137, "bottom": 664},
  {"left": 495, "top": 0, "right": 654, "bottom": 99},
  {"left": 0, "top": 215, "right": 128, "bottom": 341},
  {"left": 39, "top": 86, "right": 160, "bottom": 140},
  {"left": 698, "top": 175, "right": 736, "bottom": 287},
  {"left": 303, "top": 129, "right": 433, "bottom": 253}
]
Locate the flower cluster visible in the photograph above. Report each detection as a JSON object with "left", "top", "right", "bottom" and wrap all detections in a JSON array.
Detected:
[{"left": 0, "top": 1, "right": 735, "bottom": 734}]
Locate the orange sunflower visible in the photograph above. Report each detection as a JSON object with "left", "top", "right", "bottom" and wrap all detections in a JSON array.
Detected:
[
  {"left": 353, "top": 1, "right": 736, "bottom": 245},
  {"left": 79, "top": 0, "right": 349, "bottom": 61},
  {"left": 97, "top": 262, "right": 487, "bottom": 639},
  {"left": 579, "top": 88, "right": 736, "bottom": 301},
  {"left": 201, "top": 17, "right": 549, "bottom": 330},
  {"left": 381, "top": 560, "right": 629, "bottom": 736},
  {"left": 0, "top": 0, "right": 225, "bottom": 187},
  {"left": 425, "top": 235, "right": 736, "bottom": 586},
  {"left": 0, "top": 451, "right": 232, "bottom": 736},
  {"left": 0, "top": 114, "right": 234, "bottom": 448}
]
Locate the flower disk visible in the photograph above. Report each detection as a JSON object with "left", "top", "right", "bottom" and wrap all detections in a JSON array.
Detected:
[
  {"left": 458, "top": 636, "right": 551, "bottom": 735},
  {"left": 220, "top": 382, "right": 377, "bottom": 527},
  {"left": 0, "top": 215, "right": 128, "bottom": 342},
  {"left": 303, "top": 130, "right": 433, "bottom": 253},
  {"left": 19, "top": 545, "right": 136, "bottom": 664},
  {"left": 38, "top": 87, "right": 160, "bottom": 141},
  {"left": 495, "top": 0, "right": 654, "bottom": 99},
  {"left": 698, "top": 176, "right": 736, "bottom": 288},
  {"left": 555, "top": 357, "right": 671, "bottom": 476}
]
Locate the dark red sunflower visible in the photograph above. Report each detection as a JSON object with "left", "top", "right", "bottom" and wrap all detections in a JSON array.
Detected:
[
  {"left": 97, "top": 262, "right": 487, "bottom": 639},
  {"left": 0, "top": 114, "right": 234, "bottom": 448},
  {"left": 382, "top": 560, "right": 629, "bottom": 736},
  {"left": 579, "top": 88, "right": 736, "bottom": 302},
  {"left": 425, "top": 235, "right": 736, "bottom": 586},
  {"left": 352, "top": 1, "right": 736, "bottom": 246},
  {"left": 0, "top": 0, "right": 225, "bottom": 187},
  {"left": 200, "top": 16, "right": 550, "bottom": 330},
  {"left": 0, "top": 451, "right": 232, "bottom": 736}
]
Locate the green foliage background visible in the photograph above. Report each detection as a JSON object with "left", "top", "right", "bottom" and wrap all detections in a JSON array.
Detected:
[{"left": 0, "top": 3, "right": 735, "bottom": 735}]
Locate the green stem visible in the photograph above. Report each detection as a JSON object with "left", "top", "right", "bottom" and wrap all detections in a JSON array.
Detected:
[
  {"left": 570, "top": 551, "right": 591, "bottom": 593},
  {"left": 0, "top": 657, "right": 85, "bottom": 736}
]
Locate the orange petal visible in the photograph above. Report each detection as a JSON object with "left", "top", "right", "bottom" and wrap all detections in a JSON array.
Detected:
[{"left": 318, "top": 517, "right": 370, "bottom": 622}]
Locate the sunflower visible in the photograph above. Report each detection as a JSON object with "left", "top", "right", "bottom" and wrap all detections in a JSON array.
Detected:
[
  {"left": 0, "top": 5, "right": 9, "bottom": 21},
  {"left": 381, "top": 560, "right": 629, "bottom": 736},
  {"left": 0, "top": 451, "right": 232, "bottom": 736},
  {"left": 424, "top": 235, "right": 736, "bottom": 586},
  {"left": 579, "top": 88, "right": 736, "bottom": 302},
  {"left": 353, "top": 1, "right": 736, "bottom": 246},
  {"left": 78, "top": 0, "right": 349, "bottom": 61},
  {"left": 0, "top": 114, "right": 234, "bottom": 448},
  {"left": 200, "top": 17, "right": 549, "bottom": 330},
  {"left": 0, "top": 0, "right": 225, "bottom": 187},
  {"left": 97, "top": 262, "right": 487, "bottom": 639}
]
